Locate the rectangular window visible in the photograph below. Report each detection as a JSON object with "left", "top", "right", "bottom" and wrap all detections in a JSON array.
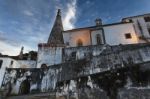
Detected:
[
  {"left": 129, "top": 19, "right": 133, "bottom": 22},
  {"left": 96, "top": 34, "right": 102, "bottom": 45},
  {"left": 0, "top": 60, "right": 3, "bottom": 68},
  {"left": 66, "top": 42, "right": 69, "bottom": 46},
  {"left": 144, "top": 17, "right": 150, "bottom": 22},
  {"left": 125, "top": 33, "right": 132, "bottom": 39},
  {"left": 70, "top": 51, "right": 77, "bottom": 60},
  {"left": 71, "top": 52, "right": 76, "bottom": 58},
  {"left": 10, "top": 61, "right": 14, "bottom": 65},
  {"left": 148, "top": 28, "right": 150, "bottom": 35}
]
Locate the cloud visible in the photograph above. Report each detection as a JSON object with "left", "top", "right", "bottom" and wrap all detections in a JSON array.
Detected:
[
  {"left": 63, "top": 0, "right": 77, "bottom": 30},
  {"left": 86, "top": 0, "right": 91, "bottom": 4},
  {"left": 0, "top": 32, "right": 20, "bottom": 47},
  {"left": 0, "top": 41, "right": 20, "bottom": 55},
  {"left": 23, "top": 10, "right": 34, "bottom": 16},
  {"left": 0, "top": 32, "right": 36, "bottom": 56},
  {"left": 0, "top": 0, "right": 78, "bottom": 56},
  {"left": 0, "top": 41, "right": 34, "bottom": 56}
]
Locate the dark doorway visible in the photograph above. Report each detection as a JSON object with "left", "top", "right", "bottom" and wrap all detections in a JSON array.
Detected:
[
  {"left": 96, "top": 34, "right": 102, "bottom": 45},
  {"left": 19, "top": 79, "right": 30, "bottom": 95},
  {"left": 77, "top": 39, "right": 83, "bottom": 46}
]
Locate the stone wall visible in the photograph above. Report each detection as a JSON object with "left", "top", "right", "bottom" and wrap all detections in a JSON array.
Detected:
[
  {"left": 63, "top": 43, "right": 150, "bottom": 62},
  {"left": 1, "top": 65, "right": 60, "bottom": 95},
  {"left": 1, "top": 44, "right": 150, "bottom": 99},
  {"left": 37, "top": 44, "right": 64, "bottom": 68},
  {"left": 118, "top": 88, "right": 150, "bottom": 99},
  {"left": 63, "top": 44, "right": 108, "bottom": 61},
  {"left": 56, "top": 44, "right": 150, "bottom": 99},
  {"left": 56, "top": 63, "right": 150, "bottom": 99},
  {"left": 60, "top": 44, "right": 150, "bottom": 81}
]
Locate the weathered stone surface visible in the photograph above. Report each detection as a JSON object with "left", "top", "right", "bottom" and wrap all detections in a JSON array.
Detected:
[
  {"left": 6, "top": 92, "right": 55, "bottom": 99},
  {"left": 78, "top": 87, "right": 109, "bottom": 99},
  {"left": 1, "top": 44, "right": 150, "bottom": 99},
  {"left": 59, "top": 44, "right": 150, "bottom": 81},
  {"left": 1, "top": 67, "right": 60, "bottom": 95},
  {"left": 118, "top": 88, "right": 150, "bottom": 99}
]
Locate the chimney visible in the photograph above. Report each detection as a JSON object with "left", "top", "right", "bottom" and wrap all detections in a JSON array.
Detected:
[{"left": 95, "top": 18, "right": 102, "bottom": 26}]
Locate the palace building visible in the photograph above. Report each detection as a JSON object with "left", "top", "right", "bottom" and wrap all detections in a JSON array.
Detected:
[
  {"left": 1, "top": 9, "right": 150, "bottom": 99},
  {"left": 37, "top": 10, "right": 150, "bottom": 68}
]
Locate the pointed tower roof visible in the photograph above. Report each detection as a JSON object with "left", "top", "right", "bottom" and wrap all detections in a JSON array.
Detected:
[
  {"left": 47, "top": 9, "right": 64, "bottom": 45},
  {"left": 19, "top": 46, "right": 24, "bottom": 60}
]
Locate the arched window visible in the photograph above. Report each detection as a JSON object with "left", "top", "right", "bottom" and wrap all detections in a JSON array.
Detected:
[
  {"left": 0, "top": 60, "right": 3, "bottom": 68},
  {"left": 96, "top": 34, "right": 102, "bottom": 45},
  {"left": 71, "top": 51, "right": 76, "bottom": 60},
  {"left": 77, "top": 39, "right": 83, "bottom": 46}
]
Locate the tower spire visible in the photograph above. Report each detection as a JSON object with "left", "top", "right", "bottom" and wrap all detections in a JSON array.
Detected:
[
  {"left": 47, "top": 9, "right": 64, "bottom": 45},
  {"left": 57, "top": 9, "right": 61, "bottom": 16},
  {"left": 19, "top": 46, "right": 24, "bottom": 60}
]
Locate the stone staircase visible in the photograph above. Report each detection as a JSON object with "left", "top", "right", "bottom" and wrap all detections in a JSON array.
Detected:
[{"left": 6, "top": 92, "right": 56, "bottom": 99}]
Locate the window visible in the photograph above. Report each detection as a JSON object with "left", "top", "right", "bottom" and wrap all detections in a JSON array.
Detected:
[
  {"left": 148, "top": 28, "right": 150, "bottom": 35},
  {"left": 10, "top": 61, "right": 13, "bottom": 65},
  {"left": 66, "top": 42, "right": 69, "bottom": 46},
  {"left": 125, "top": 33, "right": 132, "bottom": 39},
  {"left": 144, "top": 17, "right": 150, "bottom": 22},
  {"left": 129, "top": 19, "right": 133, "bottom": 22},
  {"left": 71, "top": 52, "right": 76, "bottom": 60},
  {"left": 0, "top": 60, "right": 3, "bottom": 68},
  {"left": 9, "top": 61, "right": 14, "bottom": 68},
  {"left": 77, "top": 39, "right": 83, "bottom": 46},
  {"left": 96, "top": 34, "right": 102, "bottom": 45}
]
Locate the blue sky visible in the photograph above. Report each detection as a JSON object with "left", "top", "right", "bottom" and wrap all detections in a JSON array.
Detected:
[{"left": 0, "top": 0, "right": 150, "bottom": 55}]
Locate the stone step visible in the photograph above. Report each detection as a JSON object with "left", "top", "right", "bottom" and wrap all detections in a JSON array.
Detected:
[{"left": 6, "top": 93, "right": 56, "bottom": 99}]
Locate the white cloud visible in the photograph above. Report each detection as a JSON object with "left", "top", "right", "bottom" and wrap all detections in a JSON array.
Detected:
[
  {"left": 0, "top": 0, "right": 78, "bottom": 56},
  {"left": 0, "top": 33, "right": 35, "bottom": 56},
  {"left": 23, "top": 10, "right": 34, "bottom": 16},
  {"left": 86, "top": 0, "right": 91, "bottom": 4},
  {"left": 63, "top": 0, "right": 77, "bottom": 30},
  {"left": 0, "top": 41, "right": 19, "bottom": 55},
  {"left": 0, "top": 41, "right": 34, "bottom": 56}
]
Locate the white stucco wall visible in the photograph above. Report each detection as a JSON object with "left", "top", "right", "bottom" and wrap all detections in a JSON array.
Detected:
[
  {"left": 17, "top": 60, "right": 36, "bottom": 68},
  {"left": 0, "top": 57, "right": 20, "bottom": 87},
  {"left": 37, "top": 46, "right": 63, "bottom": 68},
  {"left": 63, "top": 23, "right": 139, "bottom": 46},
  {"left": 0, "top": 68, "right": 6, "bottom": 87},
  {"left": 122, "top": 14, "right": 150, "bottom": 43},
  {"left": 103, "top": 23, "right": 139, "bottom": 45},
  {"left": 0, "top": 57, "right": 36, "bottom": 87},
  {"left": 131, "top": 17, "right": 150, "bottom": 39},
  {"left": 63, "top": 29, "right": 91, "bottom": 47},
  {"left": 0, "top": 57, "right": 20, "bottom": 68}
]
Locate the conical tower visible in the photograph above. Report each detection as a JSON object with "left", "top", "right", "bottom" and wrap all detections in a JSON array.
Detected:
[
  {"left": 37, "top": 9, "right": 65, "bottom": 68},
  {"left": 47, "top": 9, "right": 64, "bottom": 45}
]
